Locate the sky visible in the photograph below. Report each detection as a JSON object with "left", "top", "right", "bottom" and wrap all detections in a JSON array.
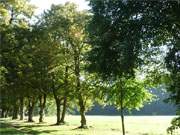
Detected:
[{"left": 30, "top": 0, "right": 90, "bottom": 15}]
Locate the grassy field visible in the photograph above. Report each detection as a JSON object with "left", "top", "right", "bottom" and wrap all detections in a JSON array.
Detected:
[{"left": 0, "top": 116, "right": 178, "bottom": 135}]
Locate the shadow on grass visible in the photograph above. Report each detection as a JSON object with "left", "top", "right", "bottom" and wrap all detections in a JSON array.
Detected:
[
  {"left": 16, "top": 124, "right": 47, "bottom": 128},
  {"left": 0, "top": 122, "right": 25, "bottom": 135},
  {"left": 0, "top": 120, "right": 58, "bottom": 135},
  {"left": 72, "top": 125, "right": 94, "bottom": 130}
]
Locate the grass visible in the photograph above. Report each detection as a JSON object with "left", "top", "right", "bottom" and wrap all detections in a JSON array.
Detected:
[{"left": 0, "top": 115, "right": 178, "bottom": 135}]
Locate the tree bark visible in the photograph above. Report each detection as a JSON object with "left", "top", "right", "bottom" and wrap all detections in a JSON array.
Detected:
[
  {"left": 27, "top": 98, "right": 35, "bottom": 122},
  {"left": 39, "top": 94, "right": 46, "bottom": 123},
  {"left": 55, "top": 98, "right": 61, "bottom": 125},
  {"left": 120, "top": 88, "right": 125, "bottom": 135},
  {"left": 120, "top": 107, "right": 125, "bottom": 135},
  {"left": 60, "top": 66, "right": 68, "bottom": 124},
  {"left": 19, "top": 97, "right": 24, "bottom": 120},
  {"left": 51, "top": 73, "right": 63, "bottom": 125},
  {"left": 74, "top": 51, "right": 87, "bottom": 128},
  {"left": 78, "top": 95, "right": 87, "bottom": 128},
  {"left": 12, "top": 108, "right": 18, "bottom": 119},
  {"left": 53, "top": 89, "right": 61, "bottom": 125},
  {"left": 1, "top": 109, "right": 5, "bottom": 118},
  {"left": 12, "top": 103, "right": 18, "bottom": 120},
  {"left": 5, "top": 108, "right": 9, "bottom": 118},
  {"left": 60, "top": 96, "right": 67, "bottom": 124}
]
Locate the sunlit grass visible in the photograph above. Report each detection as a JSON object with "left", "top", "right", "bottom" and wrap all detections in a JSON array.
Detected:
[{"left": 0, "top": 116, "right": 177, "bottom": 135}]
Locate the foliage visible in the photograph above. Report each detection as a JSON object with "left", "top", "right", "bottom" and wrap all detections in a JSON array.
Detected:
[
  {"left": 88, "top": 0, "right": 143, "bottom": 79},
  {"left": 167, "top": 117, "right": 180, "bottom": 135},
  {"left": 100, "top": 76, "right": 153, "bottom": 112},
  {"left": 0, "top": 0, "right": 179, "bottom": 132}
]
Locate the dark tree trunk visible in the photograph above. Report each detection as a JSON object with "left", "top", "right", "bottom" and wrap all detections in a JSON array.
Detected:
[
  {"left": 60, "top": 66, "right": 68, "bottom": 124},
  {"left": 27, "top": 98, "right": 35, "bottom": 122},
  {"left": 55, "top": 98, "right": 61, "bottom": 125},
  {"left": 60, "top": 96, "right": 67, "bottom": 124},
  {"left": 5, "top": 108, "right": 9, "bottom": 118},
  {"left": 120, "top": 108, "right": 125, "bottom": 135},
  {"left": 12, "top": 107, "right": 18, "bottom": 119},
  {"left": 28, "top": 106, "right": 33, "bottom": 122},
  {"left": 120, "top": 88, "right": 125, "bottom": 135},
  {"left": 39, "top": 94, "right": 46, "bottom": 123},
  {"left": 12, "top": 103, "right": 18, "bottom": 120},
  {"left": 1, "top": 109, "right": 5, "bottom": 118},
  {"left": 51, "top": 72, "right": 62, "bottom": 125},
  {"left": 19, "top": 97, "right": 24, "bottom": 120},
  {"left": 52, "top": 77, "right": 63, "bottom": 125},
  {"left": 78, "top": 95, "right": 87, "bottom": 128},
  {"left": 8, "top": 108, "right": 13, "bottom": 117}
]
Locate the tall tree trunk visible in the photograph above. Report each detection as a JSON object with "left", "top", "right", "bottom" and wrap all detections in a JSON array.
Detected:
[
  {"left": 5, "top": 108, "right": 9, "bottom": 118},
  {"left": 52, "top": 73, "right": 62, "bottom": 125},
  {"left": 60, "top": 96, "right": 67, "bottom": 124},
  {"left": 120, "top": 88, "right": 125, "bottom": 135},
  {"left": 27, "top": 98, "right": 35, "bottom": 122},
  {"left": 74, "top": 51, "right": 87, "bottom": 128},
  {"left": 39, "top": 94, "right": 46, "bottom": 123},
  {"left": 12, "top": 107, "right": 18, "bottom": 119},
  {"left": 55, "top": 98, "right": 61, "bottom": 125},
  {"left": 53, "top": 90, "right": 61, "bottom": 125},
  {"left": 78, "top": 95, "right": 87, "bottom": 128},
  {"left": 19, "top": 97, "right": 24, "bottom": 120},
  {"left": 12, "top": 101, "right": 18, "bottom": 120},
  {"left": 120, "top": 107, "right": 125, "bottom": 135},
  {"left": 1, "top": 109, "right": 5, "bottom": 118},
  {"left": 60, "top": 66, "right": 68, "bottom": 124}
]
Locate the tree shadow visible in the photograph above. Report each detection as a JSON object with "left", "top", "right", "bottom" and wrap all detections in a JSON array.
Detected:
[
  {"left": 72, "top": 125, "right": 94, "bottom": 130},
  {"left": 17, "top": 124, "right": 47, "bottom": 128},
  {"left": 50, "top": 122, "right": 69, "bottom": 126},
  {"left": 21, "top": 128, "right": 58, "bottom": 135},
  {"left": 0, "top": 121, "right": 59, "bottom": 135},
  {"left": 0, "top": 122, "right": 25, "bottom": 135}
]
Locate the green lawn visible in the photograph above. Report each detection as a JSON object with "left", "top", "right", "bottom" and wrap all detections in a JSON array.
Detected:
[{"left": 0, "top": 116, "right": 178, "bottom": 135}]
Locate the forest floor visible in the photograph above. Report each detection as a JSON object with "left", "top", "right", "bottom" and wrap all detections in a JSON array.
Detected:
[{"left": 0, "top": 115, "right": 178, "bottom": 135}]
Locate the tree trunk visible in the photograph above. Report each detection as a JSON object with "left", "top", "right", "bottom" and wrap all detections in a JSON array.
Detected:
[
  {"left": 60, "top": 66, "right": 68, "bottom": 124},
  {"left": 60, "top": 96, "right": 67, "bottom": 124},
  {"left": 28, "top": 98, "right": 35, "bottom": 122},
  {"left": 53, "top": 92, "right": 61, "bottom": 125},
  {"left": 19, "top": 97, "right": 24, "bottom": 120},
  {"left": 55, "top": 98, "right": 61, "bottom": 125},
  {"left": 120, "top": 87, "right": 125, "bottom": 135},
  {"left": 1, "top": 109, "right": 5, "bottom": 118},
  {"left": 12, "top": 104, "right": 18, "bottom": 120},
  {"left": 28, "top": 106, "right": 33, "bottom": 122},
  {"left": 120, "top": 108, "right": 125, "bottom": 135},
  {"left": 5, "top": 108, "right": 9, "bottom": 118},
  {"left": 39, "top": 94, "right": 46, "bottom": 123},
  {"left": 74, "top": 51, "right": 87, "bottom": 128},
  {"left": 78, "top": 95, "right": 87, "bottom": 128}
]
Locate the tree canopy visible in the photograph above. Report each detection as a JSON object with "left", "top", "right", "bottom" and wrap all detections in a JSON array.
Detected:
[{"left": 0, "top": 0, "right": 179, "bottom": 134}]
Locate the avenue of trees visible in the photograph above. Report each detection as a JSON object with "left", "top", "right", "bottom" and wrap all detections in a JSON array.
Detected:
[{"left": 0, "top": 0, "right": 179, "bottom": 135}]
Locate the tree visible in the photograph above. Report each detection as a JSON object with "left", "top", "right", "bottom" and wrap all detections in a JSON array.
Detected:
[
  {"left": 38, "top": 6, "right": 74, "bottom": 124},
  {"left": 106, "top": 77, "right": 153, "bottom": 134},
  {"left": 165, "top": 39, "right": 180, "bottom": 134},
  {"left": 40, "top": 3, "right": 93, "bottom": 128},
  {"left": 0, "top": 66, "right": 8, "bottom": 118},
  {"left": 0, "top": 0, "right": 35, "bottom": 120},
  {"left": 88, "top": 0, "right": 142, "bottom": 134},
  {"left": 87, "top": 0, "right": 156, "bottom": 134}
]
